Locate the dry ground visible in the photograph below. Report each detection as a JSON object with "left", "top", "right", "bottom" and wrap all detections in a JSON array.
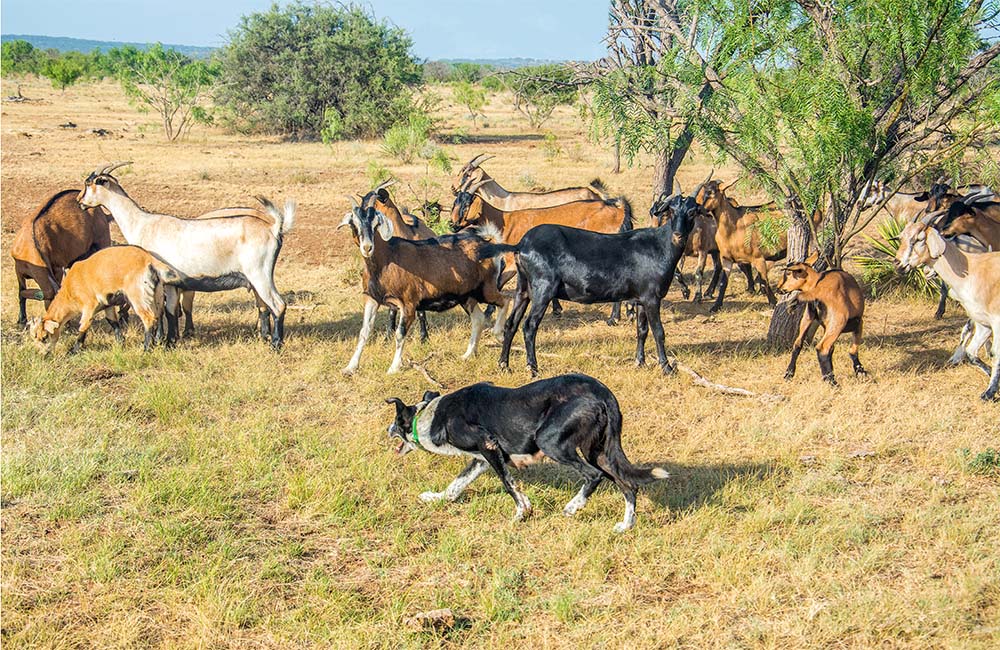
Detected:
[{"left": 1, "top": 79, "right": 998, "bottom": 649}]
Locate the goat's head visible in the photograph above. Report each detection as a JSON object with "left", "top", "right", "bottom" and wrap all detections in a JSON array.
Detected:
[
  {"left": 455, "top": 154, "right": 493, "bottom": 191},
  {"left": 385, "top": 391, "right": 440, "bottom": 456},
  {"left": 648, "top": 192, "right": 674, "bottom": 227},
  {"left": 777, "top": 262, "right": 818, "bottom": 294},
  {"left": 895, "top": 222, "right": 947, "bottom": 271},
  {"left": 338, "top": 195, "right": 394, "bottom": 259},
  {"left": 78, "top": 162, "right": 131, "bottom": 208},
  {"left": 914, "top": 178, "right": 958, "bottom": 212},
  {"left": 859, "top": 179, "right": 887, "bottom": 209},
  {"left": 449, "top": 179, "right": 490, "bottom": 231},
  {"left": 939, "top": 204, "right": 978, "bottom": 240},
  {"left": 665, "top": 195, "right": 700, "bottom": 249},
  {"left": 27, "top": 316, "right": 61, "bottom": 355}
]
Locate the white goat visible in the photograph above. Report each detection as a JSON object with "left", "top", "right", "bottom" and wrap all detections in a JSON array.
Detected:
[
  {"left": 77, "top": 162, "right": 295, "bottom": 349},
  {"left": 895, "top": 219, "right": 1000, "bottom": 401}
]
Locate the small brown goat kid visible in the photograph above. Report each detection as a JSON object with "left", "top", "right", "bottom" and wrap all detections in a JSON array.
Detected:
[
  {"left": 778, "top": 263, "right": 867, "bottom": 385},
  {"left": 11, "top": 189, "right": 119, "bottom": 325},
  {"left": 29, "top": 246, "right": 180, "bottom": 354}
]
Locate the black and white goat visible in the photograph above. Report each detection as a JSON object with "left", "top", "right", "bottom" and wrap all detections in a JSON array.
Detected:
[
  {"left": 78, "top": 163, "right": 295, "bottom": 349},
  {"left": 339, "top": 198, "right": 508, "bottom": 374},
  {"left": 481, "top": 193, "right": 698, "bottom": 375}
]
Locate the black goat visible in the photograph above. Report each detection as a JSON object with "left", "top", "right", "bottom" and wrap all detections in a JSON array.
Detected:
[{"left": 481, "top": 194, "right": 699, "bottom": 376}]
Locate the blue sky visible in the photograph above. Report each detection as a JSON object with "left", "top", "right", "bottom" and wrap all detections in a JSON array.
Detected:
[{"left": 1, "top": 0, "right": 611, "bottom": 60}]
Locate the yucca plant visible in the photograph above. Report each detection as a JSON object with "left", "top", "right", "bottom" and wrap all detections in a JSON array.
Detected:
[{"left": 854, "top": 217, "right": 937, "bottom": 298}]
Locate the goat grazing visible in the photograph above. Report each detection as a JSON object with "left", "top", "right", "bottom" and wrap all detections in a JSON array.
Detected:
[
  {"left": 28, "top": 245, "right": 179, "bottom": 354},
  {"left": 77, "top": 162, "right": 295, "bottom": 349},
  {"left": 482, "top": 194, "right": 698, "bottom": 376},
  {"left": 777, "top": 263, "right": 867, "bottom": 385},
  {"left": 339, "top": 198, "right": 508, "bottom": 375},
  {"left": 12, "top": 189, "right": 119, "bottom": 326},
  {"left": 895, "top": 219, "right": 1000, "bottom": 401},
  {"left": 940, "top": 202, "right": 1000, "bottom": 251}
]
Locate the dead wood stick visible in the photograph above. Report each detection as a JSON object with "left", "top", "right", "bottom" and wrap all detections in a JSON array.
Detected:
[
  {"left": 409, "top": 355, "right": 445, "bottom": 389},
  {"left": 667, "top": 356, "right": 784, "bottom": 401}
]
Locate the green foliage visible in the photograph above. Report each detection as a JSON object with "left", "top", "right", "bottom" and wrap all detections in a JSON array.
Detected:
[
  {"left": 959, "top": 448, "right": 1000, "bottom": 477},
  {"left": 365, "top": 161, "right": 392, "bottom": 188},
  {"left": 382, "top": 113, "right": 434, "bottom": 163},
  {"left": 215, "top": 2, "right": 421, "bottom": 140},
  {"left": 453, "top": 80, "right": 488, "bottom": 127},
  {"left": 40, "top": 51, "right": 89, "bottom": 90},
  {"left": 104, "top": 44, "right": 218, "bottom": 141},
  {"left": 854, "top": 218, "right": 936, "bottom": 298},
  {"left": 506, "top": 64, "right": 577, "bottom": 128},
  {"left": 2, "top": 40, "right": 45, "bottom": 76},
  {"left": 541, "top": 132, "right": 562, "bottom": 160}
]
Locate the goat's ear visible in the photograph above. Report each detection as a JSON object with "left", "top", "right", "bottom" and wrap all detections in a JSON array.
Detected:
[
  {"left": 338, "top": 212, "right": 354, "bottom": 230},
  {"left": 804, "top": 251, "right": 819, "bottom": 265},
  {"left": 376, "top": 188, "right": 390, "bottom": 201},
  {"left": 914, "top": 191, "right": 929, "bottom": 202},
  {"left": 925, "top": 227, "right": 946, "bottom": 258},
  {"left": 375, "top": 211, "right": 394, "bottom": 240},
  {"left": 43, "top": 319, "right": 60, "bottom": 334},
  {"left": 421, "top": 390, "right": 440, "bottom": 403}
]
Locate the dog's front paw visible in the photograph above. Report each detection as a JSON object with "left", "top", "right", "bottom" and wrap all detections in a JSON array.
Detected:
[
  {"left": 419, "top": 491, "right": 444, "bottom": 503},
  {"left": 512, "top": 500, "right": 532, "bottom": 522},
  {"left": 612, "top": 520, "right": 634, "bottom": 534}
]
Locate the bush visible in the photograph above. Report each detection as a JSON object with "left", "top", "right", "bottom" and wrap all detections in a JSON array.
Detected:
[
  {"left": 453, "top": 81, "right": 487, "bottom": 127},
  {"left": 1, "top": 40, "right": 45, "bottom": 76},
  {"left": 506, "top": 64, "right": 577, "bottom": 129},
  {"left": 215, "top": 2, "right": 421, "bottom": 140},
  {"left": 382, "top": 114, "right": 433, "bottom": 163},
  {"left": 40, "top": 51, "right": 89, "bottom": 90},
  {"left": 855, "top": 217, "right": 937, "bottom": 298}
]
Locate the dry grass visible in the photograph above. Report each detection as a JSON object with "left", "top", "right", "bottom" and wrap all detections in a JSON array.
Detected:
[{"left": 2, "top": 79, "right": 998, "bottom": 649}]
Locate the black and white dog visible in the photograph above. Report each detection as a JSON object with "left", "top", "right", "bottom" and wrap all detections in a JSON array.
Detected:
[{"left": 385, "top": 373, "right": 668, "bottom": 533}]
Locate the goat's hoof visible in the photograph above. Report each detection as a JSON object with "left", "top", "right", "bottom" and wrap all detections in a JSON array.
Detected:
[
  {"left": 498, "top": 362, "right": 511, "bottom": 374},
  {"left": 512, "top": 504, "right": 532, "bottom": 522},
  {"left": 606, "top": 318, "right": 619, "bottom": 326},
  {"left": 527, "top": 366, "right": 539, "bottom": 378},
  {"left": 784, "top": 372, "right": 795, "bottom": 381},
  {"left": 693, "top": 295, "right": 702, "bottom": 304},
  {"left": 981, "top": 389, "right": 999, "bottom": 402},
  {"left": 661, "top": 364, "right": 675, "bottom": 376},
  {"left": 552, "top": 310, "right": 563, "bottom": 319},
  {"left": 823, "top": 376, "right": 839, "bottom": 387},
  {"left": 708, "top": 306, "right": 722, "bottom": 314},
  {"left": 681, "top": 290, "right": 691, "bottom": 300},
  {"left": 855, "top": 368, "right": 868, "bottom": 378},
  {"left": 387, "top": 366, "right": 402, "bottom": 375},
  {"left": 635, "top": 358, "right": 646, "bottom": 368}
]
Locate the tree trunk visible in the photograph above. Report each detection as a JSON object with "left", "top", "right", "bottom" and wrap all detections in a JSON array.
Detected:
[
  {"left": 766, "top": 201, "right": 810, "bottom": 350},
  {"left": 652, "top": 147, "right": 674, "bottom": 201},
  {"left": 611, "top": 136, "right": 621, "bottom": 174}
]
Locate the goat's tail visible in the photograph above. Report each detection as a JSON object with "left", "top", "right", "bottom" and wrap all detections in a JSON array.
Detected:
[
  {"left": 598, "top": 397, "right": 669, "bottom": 488},
  {"left": 258, "top": 196, "right": 297, "bottom": 237},
  {"left": 477, "top": 242, "right": 519, "bottom": 261},
  {"left": 589, "top": 178, "right": 611, "bottom": 200},
  {"left": 151, "top": 259, "right": 182, "bottom": 286},
  {"left": 474, "top": 222, "right": 504, "bottom": 244},
  {"left": 616, "top": 196, "right": 634, "bottom": 232},
  {"left": 140, "top": 264, "right": 164, "bottom": 315}
]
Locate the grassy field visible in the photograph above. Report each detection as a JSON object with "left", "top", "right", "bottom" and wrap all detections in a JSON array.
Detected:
[{"left": 2, "top": 79, "right": 998, "bottom": 649}]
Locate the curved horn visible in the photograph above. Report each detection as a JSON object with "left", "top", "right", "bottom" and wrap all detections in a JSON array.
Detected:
[
  {"left": 673, "top": 178, "right": 684, "bottom": 194},
  {"left": 718, "top": 178, "right": 737, "bottom": 192},
  {"left": 935, "top": 174, "right": 947, "bottom": 184},
  {"left": 919, "top": 208, "right": 948, "bottom": 226},
  {"left": 102, "top": 161, "right": 132, "bottom": 175},
  {"left": 345, "top": 195, "right": 360, "bottom": 210},
  {"left": 373, "top": 178, "right": 397, "bottom": 193},
  {"left": 701, "top": 168, "right": 715, "bottom": 186},
  {"left": 465, "top": 178, "right": 491, "bottom": 195}
]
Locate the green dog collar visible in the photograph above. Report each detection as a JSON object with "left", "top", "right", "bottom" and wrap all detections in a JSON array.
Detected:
[{"left": 410, "top": 408, "right": 425, "bottom": 450}]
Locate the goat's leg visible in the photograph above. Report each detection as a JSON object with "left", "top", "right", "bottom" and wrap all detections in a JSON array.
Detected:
[
  {"left": 672, "top": 258, "right": 691, "bottom": 300},
  {"left": 163, "top": 287, "right": 179, "bottom": 347},
  {"left": 249, "top": 274, "right": 287, "bottom": 350},
  {"left": 551, "top": 299, "right": 563, "bottom": 319},
  {"left": 16, "top": 272, "right": 28, "bottom": 327},
  {"left": 962, "top": 323, "right": 993, "bottom": 377},
  {"left": 461, "top": 300, "right": 487, "bottom": 360},
  {"left": 522, "top": 297, "right": 551, "bottom": 378},
  {"left": 693, "top": 252, "right": 707, "bottom": 303},
  {"left": 709, "top": 259, "right": 733, "bottom": 313},
  {"left": 785, "top": 307, "right": 817, "bottom": 380},
  {"left": 491, "top": 299, "right": 510, "bottom": 341},
  {"left": 739, "top": 263, "right": 757, "bottom": 294},
  {"left": 849, "top": 325, "right": 867, "bottom": 377},
  {"left": 934, "top": 281, "right": 948, "bottom": 320},
  {"left": 105, "top": 306, "right": 124, "bottom": 344},
  {"left": 751, "top": 258, "right": 777, "bottom": 305},
  {"left": 181, "top": 291, "right": 196, "bottom": 337},
  {"left": 816, "top": 317, "right": 846, "bottom": 386},
  {"left": 69, "top": 305, "right": 98, "bottom": 355},
  {"left": 634, "top": 305, "right": 649, "bottom": 367},
  {"left": 388, "top": 307, "right": 414, "bottom": 374},
  {"left": 705, "top": 250, "right": 722, "bottom": 299},
  {"left": 645, "top": 298, "right": 672, "bottom": 374},
  {"left": 948, "top": 321, "right": 974, "bottom": 366},
  {"left": 344, "top": 297, "right": 379, "bottom": 375},
  {"left": 982, "top": 324, "right": 1000, "bottom": 401},
  {"left": 607, "top": 302, "right": 622, "bottom": 326},
  {"left": 499, "top": 276, "right": 530, "bottom": 372},
  {"left": 418, "top": 310, "right": 429, "bottom": 343},
  {"left": 387, "top": 308, "right": 398, "bottom": 340}
]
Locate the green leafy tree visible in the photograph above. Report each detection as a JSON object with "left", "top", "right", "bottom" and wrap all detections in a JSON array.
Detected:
[
  {"left": 1, "top": 40, "right": 45, "bottom": 76},
  {"left": 506, "top": 64, "right": 577, "bottom": 128},
  {"left": 40, "top": 51, "right": 89, "bottom": 91},
  {"left": 453, "top": 80, "right": 488, "bottom": 127},
  {"left": 215, "top": 2, "right": 422, "bottom": 140},
  {"left": 105, "top": 44, "right": 218, "bottom": 141},
  {"left": 681, "top": 0, "right": 1000, "bottom": 343}
]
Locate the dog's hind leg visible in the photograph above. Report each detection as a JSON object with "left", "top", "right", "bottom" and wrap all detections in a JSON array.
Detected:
[
  {"left": 533, "top": 406, "right": 608, "bottom": 517},
  {"left": 420, "top": 459, "right": 489, "bottom": 503}
]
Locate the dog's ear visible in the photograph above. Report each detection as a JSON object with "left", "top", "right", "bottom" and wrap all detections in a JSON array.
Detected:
[
  {"left": 421, "top": 390, "right": 440, "bottom": 403},
  {"left": 385, "top": 397, "right": 407, "bottom": 413}
]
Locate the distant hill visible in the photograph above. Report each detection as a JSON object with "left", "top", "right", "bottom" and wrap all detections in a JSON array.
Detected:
[
  {"left": 434, "top": 57, "right": 566, "bottom": 69},
  {"left": 1, "top": 34, "right": 215, "bottom": 59}
]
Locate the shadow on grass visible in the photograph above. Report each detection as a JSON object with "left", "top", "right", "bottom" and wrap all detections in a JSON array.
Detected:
[{"left": 517, "top": 459, "right": 780, "bottom": 515}]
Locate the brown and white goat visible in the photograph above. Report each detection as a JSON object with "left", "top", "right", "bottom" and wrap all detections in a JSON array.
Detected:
[
  {"left": 941, "top": 203, "right": 1000, "bottom": 251},
  {"left": 777, "top": 263, "right": 867, "bottom": 385},
  {"left": 896, "top": 221, "right": 1000, "bottom": 401},
  {"left": 11, "top": 189, "right": 120, "bottom": 326},
  {"left": 28, "top": 245, "right": 179, "bottom": 354},
  {"left": 453, "top": 153, "right": 607, "bottom": 211},
  {"left": 339, "top": 199, "right": 508, "bottom": 375}
]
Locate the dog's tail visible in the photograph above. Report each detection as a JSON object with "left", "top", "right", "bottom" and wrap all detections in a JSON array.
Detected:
[{"left": 599, "top": 397, "right": 669, "bottom": 487}]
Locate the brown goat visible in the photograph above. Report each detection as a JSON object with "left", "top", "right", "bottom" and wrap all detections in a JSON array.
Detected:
[
  {"left": 11, "top": 189, "right": 118, "bottom": 325},
  {"left": 941, "top": 205, "right": 1000, "bottom": 251},
  {"left": 778, "top": 263, "right": 867, "bottom": 385},
  {"left": 696, "top": 178, "right": 823, "bottom": 312},
  {"left": 453, "top": 154, "right": 607, "bottom": 210},
  {"left": 28, "top": 245, "right": 180, "bottom": 354}
]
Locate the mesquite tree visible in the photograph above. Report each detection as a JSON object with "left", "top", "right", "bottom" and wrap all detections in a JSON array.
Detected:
[{"left": 673, "top": 0, "right": 1000, "bottom": 345}]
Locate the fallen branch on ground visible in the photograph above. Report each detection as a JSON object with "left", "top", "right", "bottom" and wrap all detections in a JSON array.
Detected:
[
  {"left": 409, "top": 355, "right": 445, "bottom": 389},
  {"left": 667, "top": 356, "right": 784, "bottom": 402}
]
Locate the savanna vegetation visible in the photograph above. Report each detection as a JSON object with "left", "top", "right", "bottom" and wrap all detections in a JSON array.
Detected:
[{"left": 2, "top": 0, "right": 999, "bottom": 647}]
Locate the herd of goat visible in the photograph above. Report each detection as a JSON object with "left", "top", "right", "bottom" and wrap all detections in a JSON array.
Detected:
[{"left": 10, "top": 156, "right": 1000, "bottom": 402}]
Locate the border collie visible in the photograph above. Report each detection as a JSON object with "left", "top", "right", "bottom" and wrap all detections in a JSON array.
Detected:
[{"left": 385, "top": 373, "right": 668, "bottom": 532}]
